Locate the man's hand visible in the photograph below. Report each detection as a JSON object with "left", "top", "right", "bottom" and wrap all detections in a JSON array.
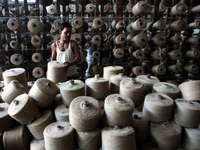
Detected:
[{"left": 63, "top": 62, "right": 71, "bottom": 72}]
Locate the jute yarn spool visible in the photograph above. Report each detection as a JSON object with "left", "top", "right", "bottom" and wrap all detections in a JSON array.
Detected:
[
  {"left": 152, "top": 64, "right": 166, "bottom": 75},
  {"left": 145, "top": 4, "right": 153, "bottom": 14},
  {"left": 30, "top": 139, "right": 45, "bottom": 150},
  {"left": 120, "top": 78, "right": 144, "bottom": 106},
  {"left": 28, "top": 78, "right": 59, "bottom": 107},
  {"left": 168, "top": 65, "right": 181, "bottom": 73},
  {"left": 71, "top": 33, "right": 82, "bottom": 44},
  {"left": 1, "top": 80, "right": 27, "bottom": 104},
  {"left": 143, "top": 93, "right": 174, "bottom": 122},
  {"left": 126, "top": 3, "right": 132, "bottom": 13},
  {"left": 114, "top": 34, "right": 126, "bottom": 45},
  {"left": 44, "top": 122, "right": 75, "bottom": 150},
  {"left": 27, "top": 19, "right": 43, "bottom": 34},
  {"left": 0, "top": 52, "right": 5, "bottom": 62},
  {"left": 8, "top": 93, "right": 39, "bottom": 124},
  {"left": 10, "top": 54, "right": 24, "bottom": 66},
  {"left": 126, "top": 24, "right": 134, "bottom": 33},
  {"left": 72, "top": 17, "right": 83, "bottom": 30},
  {"left": 27, "top": 109, "right": 55, "bottom": 139},
  {"left": 168, "top": 50, "right": 182, "bottom": 60},
  {"left": 69, "top": 96, "right": 101, "bottom": 132},
  {"left": 32, "top": 52, "right": 43, "bottom": 63},
  {"left": 191, "top": 5, "right": 200, "bottom": 13},
  {"left": 131, "top": 111, "right": 149, "bottom": 143},
  {"left": 0, "top": 103, "right": 17, "bottom": 132},
  {"left": 113, "top": 48, "right": 124, "bottom": 58},
  {"left": 130, "top": 33, "right": 148, "bottom": 48},
  {"left": 60, "top": 79, "right": 85, "bottom": 105},
  {"left": 151, "top": 50, "right": 165, "bottom": 60},
  {"left": 179, "top": 81, "right": 200, "bottom": 101},
  {"left": 151, "top": 33, "right": 167, "bottom": 46},
  {"left": 153, "top": 82, "right": 180, "bottom": 99},
  {"left": 53, "top": 19, "right": 63, "bottom": 30},
  {"left": 152, "top": 19, "right": 166, "bottom": 30},
  {"left": 53, "top": 34, "right": 60, "bottom": 42},
  {"left": 187, "top": 36, "right": 200, "bottom": 45},
  {"left": 92, "top": 35, "right": 101, "bottom": 45},
  {"left": 7, "top": 18, "right": 21, "bottom": 31},
  {"left": 85, "top": 75, "right": 109, "bottom": 100},
  {"left": 132, "top": 49, "right": 145, "bottom": 59},
  {"left": 132, "top": 1, "right": 148, "bottom": 16},
  {"left": 92, "top": 18, "right": 103, "bottom": 30},
  {"left": 183, "top": 127, "right": 200, "bottom": 150},
  {"left": 102, "top": 126, "right": 137, "bottom": 150},
  {"left": 109, "top": 73, "right": 127, "bottom": 94},
  {"left": 50, "top": 25, "right": 58, "bottom": 33},
  {"left": 54, "top": 104, "right": 69, "bottom": 122},
  {"left": 159, "top": 1, "right": 167, "bottom": 13},
  {"left": 31, "top": 35, "right": 43, "bottom": 47},
  {"left": 47, "top": 61, "right": 66, "bottom": 83},
  {"left": 132, "top": 18, "right": 147, "bottom": 31},
  {"left": 186, "top": 48, "right": 200, "bottom": 58},
  {"left": 99, "top": 3, "right": 110, "bottom": 13},
  {"left": 111, "top": 20, "right": 125, "bottom": 30},
  {"left": 189, "top": 21, "right": 200, "bottom": 29},
  {"left": 139, "top": 142, "right": 162, "bottom": 150},
  {"left": 169, "top": 34, "right": 182, "bottom": 43},
  {"left": 150, "top": 121, "right": 182, "bottom": 150},
  {"left": 135, "top": 74, "right": 160, "bottom": 94},
  {"left": 86, "top": 3, "right": 95, "bottom": 13},
  {"left": 132, "top": 66, "right": 145, "bottom": 76},
  {"left": 32, "top": 67, "right": 44, "bottom": 79},
  {"left": 76, "top": 126, "right": 101, "bottom": 150},
  {"left": 3, "top": 125, "right": 33, "bottom": 150},
  {"left": 10, "top": 40, "right": 21, "bottom": 49},
  {"left": 184, "top": 64, "right": 199, "bottom": 74},
  {"left": 103, "top": 66, "right": 124, "bottom": 80},
  {"left": 171, "top": 2, "right": 187, "bottom": 15},
  {"left": 47, "top": 5, "right": 56, "bottom": 15},
  {"left": 173, "top": 99, "right": 200, "bottom": 128},
  {"left": 92, "top": 64, "right": 103, "bottom": 75},
  {"left": 170, "top": 20, "right": 186, "bottom": 31},
  {"left": 39, "top": 0, "right": 53, "bottom": 6}
]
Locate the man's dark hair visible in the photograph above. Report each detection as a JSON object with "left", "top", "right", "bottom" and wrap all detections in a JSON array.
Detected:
[{"left": 59, "top": 22, "right": 72, "bottom": 31}]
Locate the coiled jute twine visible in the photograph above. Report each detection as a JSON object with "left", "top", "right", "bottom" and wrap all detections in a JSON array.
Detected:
[
  {"left": 104, "top": 94, "right": 134, "bottom": 127},
  {"left": 152, "top": 64, "right": 166, "bottom": 75},
  {"left": 47, "top": 61, "right": 66, "bottom": 83},
  {"left": 132, "top": 49, "right": 145, "bottom": 59},
  {"left": 170, "top": 20, "right": 187, "bottom": 31},
  {"left": 179, "top": 80, "right": 200, "bottom": 101},
  {"left": 131, "top": 111, "right": 149, "bottom": 143},
  {"left": 184, "top": 64, "right": 199, "bottom": 74},
  {"left": 114, "top": 34, "right": 127, "bottom": 45},
  {"left": 132, "top": 1, "right": 148, "bottom": 16},
  {"left": 168, "top": 50, "right": 182, "bottom": 60},
  {"left": 139, "top": 142, "right": 162, "bottom": 150},
  {"left": 54, "top": 104, "right": 69, "bottom": 122},
  {"left": 92, "top": 35, "right": 101, "bottom": 45},
  {"left": 76, "top": 125, "right": 101, "bottom": 150},
  {"left": 187, "top": 36, "right": 200, "bottom": 45},
  {"left": 10, "top": 53, "right": 24, "bottom": 66},
  {"left": 130, "top": 32, "right": 148, "bottom": 48},
  {"left": 92, "top": 18, "right": 103, "bottom": 30},
  {"left": 169, "top": 34, "right": 182, "bottom": 44},
  {"left": 0, "top": 103, "right": 17, "bottom": 132},
  {"left": 109, "top": 73, "right": 127, "bottom": 94},
  {"left": 28, "top": 78, "right": 59, "bottom": 107},
  {"left": 151, "top": 50, "right": 165, "bottom": 61},
  {"left": 27, "top": 19, "right": 43, "bottom": 34},
  {"left": 47, "top": 4, "right": 56, "bottom": 15},
  {"left": 44, "top": 122, "right": 75, "bottom": 150},
  {"left": 150, "top": 121, "right": 182, "bottom": 150},
  {"left": 135, "top": 74, "right": 160, "bottom": 95},
  {"left": 8, "top": 93, "right": 39, "bottom": 124},
  {"left": 113, "top": 48, "right": 125, "bottom": 58},
  {"left": 69, "top": 96, "right": 101, "bottom": 132},
  {"left": 86, "top": 3, "right": 95, "bottom": 14},
  {"left": 72, "top": 17, "right": 83, "bottom": 30},
  {"left": 131, "top": 18, "right": 147, "bottom": 31},
  {"left": 102, "top": 126, "right": 137, "bottom": 150},
  {"left": 60, "top": 79, "right": 85, "bottom": 105},
  {"left": 173, "top": 99, "right": 200, "bottom": 128},
  {"left": 171, "top": 2, "right": 187, "bottom": 15},
  {"left": 1, "top": 80, "right": 28, "bottom": 104},
  {"left": 183, "top": 127, "right": 200, "bottom": 150},
  {"left": 186, "top": 48, "right": 200, "bottom": 58},
  {"left": 3, "top": 125, "right": 33, "bottom": 150},
  {"left": 27, "top": 109, "right": 55, "bottom": 140},
  {"left": 168, "top": 65, "right": 181, "bottom": 73},
  {"left": 31, "top": 35, "right": 43, "bottom": 47},
  {"left": 71, "top": 33, "right": 82, "bottom": 44},
  {"left": 152, "top": 19, "right": 166, "bottom": 30},
  {"left": 120, "top": 78, "right": 144, "bottom": 106},
  {"left": 143, "top": 93, "right": 174, "bottom": 122},
  {"left": 30, "top": 139, "right": 45, "bottom": 150},
  {"left": 151, "top": 33, "right": 167, "bottom": 46},
  {"left": 153, "top": 82, "right": 180, "bottom": 99},
  {"left": 32, "top": 67, "right": 45, "bottom": 79},
  {"left": 132, "top": 66, "right": 145, "bottom": 76},
  {"left": 7, "top": 18, "right": 21, "bottom": 31},
  {"left": 10, "top": 40, "right": 21, "bottom": 49},
  {"left": 103, "top": 65, "right": 124, "bottom": 80}
]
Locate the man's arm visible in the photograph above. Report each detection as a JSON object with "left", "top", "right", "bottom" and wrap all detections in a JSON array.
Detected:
[{"left": 51, "top": 42, "right": 57, "bottom": 61}]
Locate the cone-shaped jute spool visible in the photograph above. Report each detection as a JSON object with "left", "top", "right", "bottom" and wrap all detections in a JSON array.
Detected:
[
  {"left": 30, "top": 139, "right": 45, "bottom": 150},
  {"left": 54, "top": 104, "right": 69, "bottom": 122},
  {"left": 103, "top": 66, "right": 124, "bottom": 80}
]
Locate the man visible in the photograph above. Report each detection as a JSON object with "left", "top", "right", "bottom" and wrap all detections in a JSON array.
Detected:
[{"left": 51, "top": 22, "right": 81, "bottom": 79}]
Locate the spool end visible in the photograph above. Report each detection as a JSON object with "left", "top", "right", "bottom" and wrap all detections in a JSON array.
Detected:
[
  {"left": 57, "top": 125, "right": 64, "bottom": 130},
  {"left": 70, "top": 79, "right": 74, "bottom": 85},
  {"left": 133, "top": 114, "right": 139, "bottom": 119},
  {"left": 46, "top": 82, "right": 51, "bottom": 86},
  {"left": 83, "top": 101, "right": 90, "bottom": 107},
  {"left": 13, "top": 100, "right": 19, "bottom": 105},
  {"left": 117, "top": 97, "right": 123, "bottom": 101}
]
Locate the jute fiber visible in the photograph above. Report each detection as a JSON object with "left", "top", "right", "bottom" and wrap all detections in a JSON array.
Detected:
[
  {"left": 153, "top": 82, "right": 180, "bottom": 99},
  {"left": 102, "top": 126, "right": 137, "bottom": 150},
  {"left": 76, "top": 125, "right": 101, "bottom": 150},
  {"left": 54, "top": 104, "right": 69, "bottom": 122},
  {"left": 47, "top": 61, "right": 66, "bottom": 83},
  {"left": 3, "top": 125, "right": 33, "bottom": 150},
  {"left": 85, "top": 75, "right": 109, "bottom": 100},
  {"left": 8, "top": 93, "right": 39, "bottom": 124},
  {"left": 27, "top": 109, "right": 55, "bottom": 140},
  {"left": 60, "top": 79, "right": 85, "bottom": 105},
  {"left": 173, "top": 99, "right": 200, "bottom": 128},
  {"left": 1, "top": 80, "right": 28, "bottom": 104},
  {"left": 0, "top": 103, "right": 16, "bottom": 132},
  {"left": 120, "top": 78, "right": 144, "bottom": 106},
  {"left": 104, "top": 94, "right": 134, "bottom": 127},
  {"left": 143, "top": 93, "right": 174, "bottom": 122},
  {"left": 103, "top": 66, "right": 124, "bottom": 80},
  {"left": 43, "top": 122, "right": 75, "bottom": 150},
  {"left": 28, "top": 78, "right": 59, "bottom": 107},
  {"left": 150, "top": 121, "right": 182, "bottom": 150},
  {"left": 30, "top": 139, "right": 45, "bottom": 150},
  {"left": 179, "top": 80, "right": 200, "bottom": 101},
  {"left": 69, "top": 96, "right": 101, "bottom": 132}
]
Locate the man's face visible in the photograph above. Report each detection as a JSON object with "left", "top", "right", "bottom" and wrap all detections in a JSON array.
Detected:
[{"left": 60, "top": 27, "right": 72, "bottom": 42}]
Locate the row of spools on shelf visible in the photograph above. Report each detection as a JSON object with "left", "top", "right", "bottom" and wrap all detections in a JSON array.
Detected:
[{"left": 0, "top": 65, "right": 200, "bottom": 150}]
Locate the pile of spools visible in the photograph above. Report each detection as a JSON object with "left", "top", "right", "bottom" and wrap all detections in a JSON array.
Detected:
[{"left": 0, "top": 66, "right": 200, "bottom": 150}]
